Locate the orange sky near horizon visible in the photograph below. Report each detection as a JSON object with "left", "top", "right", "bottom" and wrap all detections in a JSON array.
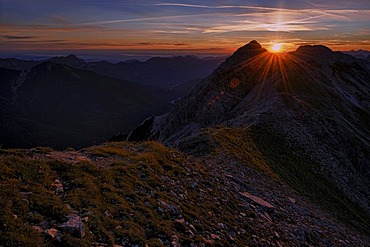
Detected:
[{"left": 1, "top": 0, "right": 369, "bottom": 57}]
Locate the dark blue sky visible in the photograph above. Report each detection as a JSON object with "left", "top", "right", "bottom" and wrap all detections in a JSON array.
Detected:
[{"left": 1, "top": 0, "right": 369, "bottom": 58}]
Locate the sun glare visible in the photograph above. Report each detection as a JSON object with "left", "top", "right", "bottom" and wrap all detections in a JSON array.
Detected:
[{"left": 270, "top": 43, "right": 283, "bottom": 53}]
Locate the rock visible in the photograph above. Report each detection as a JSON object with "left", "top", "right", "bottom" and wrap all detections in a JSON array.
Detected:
[
  {"left": 239, "top": 192, "right": 274, "bottom": 208},
  {"left": 51, "top": 179, "right": 64, "bottom": 194},
  {"left": 58, "top": 214, "right": 85, "bottom": 237},
  {"left": 261, "top": 212, "right": 273, "bottom": 223},
  {"left": 211, "top": 234, "right": 221, "bottom": 240},
  {"left": 158, "top": 200, "right": 180, "bottom": 216},
  {"left": 288, "top": 197, "right": 296, "bottom": 204},
  {"left": 218, "top": 223, "right": 227, "bottom": 229},
  {"left": 46, "top": 228, "right": 61, "bottom": 241},
  {"left": 32, "top": 226, "right": 43, "bottom": 233},
  {"left": 186, "top": 229, "right": 195, "bottom": 237},
  {"left": 175, "top": 218, "right": 185, "bottom": 223},
  {"left": 189, "top": 224, "right": 197, "bottom": 233},
  {"left": 171, "top": 235, "right": 180, "bottom": 247}
]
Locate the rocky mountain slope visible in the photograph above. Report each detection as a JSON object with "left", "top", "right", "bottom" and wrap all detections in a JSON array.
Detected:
[
  {"left": 1, "top": 142, "right": 369, "bottom": 246},
  {"left": 129, "top": 41, "right": 370, "bottom": 235}
]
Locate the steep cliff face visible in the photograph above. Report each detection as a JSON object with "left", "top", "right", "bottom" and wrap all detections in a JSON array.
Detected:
[{"left": 129, "top": 41, "right": 370, "bottom": 232}]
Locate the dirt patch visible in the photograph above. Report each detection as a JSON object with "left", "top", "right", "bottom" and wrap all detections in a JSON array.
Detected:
[{"left": 50, "top": 151, "right": 91, "bottom": 164}]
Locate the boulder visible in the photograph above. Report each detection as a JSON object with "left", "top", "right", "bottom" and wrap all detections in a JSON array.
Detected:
[{"left": 58, "top": 214, "right": 85, "bottom": 237}]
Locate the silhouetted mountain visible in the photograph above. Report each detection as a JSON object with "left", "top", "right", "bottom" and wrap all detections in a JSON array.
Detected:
[
  {"left": 0, "top": 58, "right": 39, "bottom": 70},
  {"left": 0, "top": 55, "right": 224, "bottom": 100},
  {"left": 83, "top": 55, "right": 225, "bottom": 89},
  {"left": 48, "top": 54, "right": 85, "bottom": 68},
  {"left": 343, "top": 49, "right": 370, "bottom": 59},
  {"left": 129, "top": 41, "right": 370, "bottom": 234},
  {"left": 0, "top": 62, "right": 170, "bottom": 149}
]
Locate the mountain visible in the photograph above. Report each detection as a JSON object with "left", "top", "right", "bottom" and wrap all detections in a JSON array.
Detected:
[
  {"left": 128, "top": 41, "right": 370, "bottom": 234},
  {"left": 343, "top": 49, "right": 370, "bottom": 60},
  {"left": 0, "top": 55, "right": 85, "bottom": 71},
  {"left": 1, "top": 41, "right": 370, "bottom": 246},
  {"left": 82, "top": 55, "right": 225, "bottom": 93},
  {"left": 0, "top": 62, "right": 169, "bottom": 149},
  {"left": 48, "top": 54, "right": 85, "bottom": 68},
  {"left": 0, "top": 58, "right": 40, "bottom": 70},
  {"left": 0, "top": 54, "right": 224, "bottom": 149},
  {"left": 0, "top": 55, "right": 225, "bottom": 91}
]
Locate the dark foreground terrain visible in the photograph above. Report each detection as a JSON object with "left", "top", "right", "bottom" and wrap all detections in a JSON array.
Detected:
[{"left": 0, "top": 141, "right": 369, "bottom": 246}]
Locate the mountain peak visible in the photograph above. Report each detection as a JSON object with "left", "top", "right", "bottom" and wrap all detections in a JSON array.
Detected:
[
  {"left": 219, "top": 40, "right": 266, "bottom": 69},
  {"left": 48, "top": 54, "right": 85, "bottom": 68},
  {"left": 66, "top": 54, "right": 78, "bottom": 58},
  {"left": 246, "top": 40, "right": 262, "bottom": 48},
  {"left": 295, "top": 45, "right": 333, "bottom": 56},
  {"left": 292, "top": 44, "right": 354, "bottom": 62}
]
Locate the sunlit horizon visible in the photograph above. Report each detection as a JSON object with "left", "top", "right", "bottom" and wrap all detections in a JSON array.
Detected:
[{"left": 0, "top": 0, "right": 369, "bottom": 58}]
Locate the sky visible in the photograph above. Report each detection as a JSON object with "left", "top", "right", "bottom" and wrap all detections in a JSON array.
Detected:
[{"left": 0, "top": 0, "right": 369, "bottom": 59}]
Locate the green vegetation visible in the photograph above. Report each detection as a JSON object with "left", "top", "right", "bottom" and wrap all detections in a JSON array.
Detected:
[
  {"left": 0, "top": 155, "right": 68, "bottom": 246},
  {"left": 0, "top": 142, "right": 244, "bottom": 246},
  {"left": 213, "top": 127, "right": 277, "bottom": 179},
  {"left": 89, "top": 145, "right": 131, "bottom": 157}
]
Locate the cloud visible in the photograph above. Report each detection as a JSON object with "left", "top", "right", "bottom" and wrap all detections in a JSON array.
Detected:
[
  {"left": 138, "top": 42, "right": 187, "bottom": 46},
  {"left": 3, "top": 35, "right": 37, "bottom": 40},
  {"left": 76, "top": 13, "right": 218, "bottom": 26},
  {"left": 151, "top": 2, "right": 288, "bottom": 11},
  {"left": 0, "top": 1, "right": 369, "bottom": 52}
]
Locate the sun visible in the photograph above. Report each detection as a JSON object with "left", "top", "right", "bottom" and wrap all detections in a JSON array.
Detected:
[{"left": 270, "top": 43, "right": 283, "bottom": 53}]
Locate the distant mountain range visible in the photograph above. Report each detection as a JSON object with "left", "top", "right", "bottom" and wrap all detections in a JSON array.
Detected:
[
  {"left": 0, "top": 55, "right": 225, "bottom": 89},
  {"left": 342, "top": 49, "right": 370, "bottom": 60},
  {"left": 0, "top": 55, "right": 224, "bottom": 149}
]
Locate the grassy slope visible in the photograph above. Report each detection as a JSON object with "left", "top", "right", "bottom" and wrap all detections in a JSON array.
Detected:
[
  {"left": 212, "top": 126, "right": 370, "bottom": 234},
  {"left": 0, "top": 142, "right": 243, "bottom": 246}
]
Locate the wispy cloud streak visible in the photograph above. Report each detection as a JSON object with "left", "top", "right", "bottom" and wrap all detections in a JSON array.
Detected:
[{"left": 0, "top": 0, "right": 369, "bottom": 52}]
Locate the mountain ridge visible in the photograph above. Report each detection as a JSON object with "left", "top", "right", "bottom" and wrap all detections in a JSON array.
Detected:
[
  {"left": 127, "top": 41, "right": 370, "bottom": 234},
  {"left": 0, "top": 55, "right": 225, "bottom": 89}
]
